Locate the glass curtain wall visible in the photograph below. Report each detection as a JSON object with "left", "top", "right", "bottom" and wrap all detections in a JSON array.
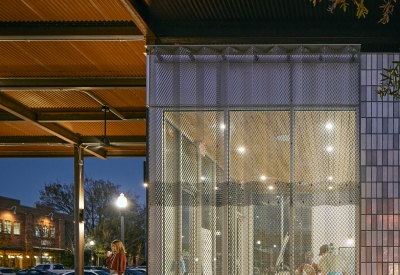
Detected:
[{"left": 147, "top": 45, "right": 360, "bottom": 275}]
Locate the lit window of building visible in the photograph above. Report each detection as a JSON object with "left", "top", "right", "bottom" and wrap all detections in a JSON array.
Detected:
[
  {"left": 14, "top": 222, "right": 20, "bottom": 235},
  {"left": 0, "top": 197, "right": 73, "bottom": 269},
  {"left": 50, "top": 226, "right": 55, "bottom": 238},
  {"left": 43, "top": 225, "right": 48, "bottom": 237},
  {"left": 4, "top": 220, "right": 11, "bottom": 234},
  {"left": 35, "top": 224, "right": 41, "bottom": 237}
]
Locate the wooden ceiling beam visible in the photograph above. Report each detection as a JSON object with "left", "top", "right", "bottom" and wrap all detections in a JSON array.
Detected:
[
  {"left": 0, "top": 151, "right": 76, "bottom": 158},
  {"left": 0, "top": 113, "right": 21, "bottom": 121},
  {"left": 0, "top": 111, "right": 146, "bottom": 122},
  {"left": 81, "top": 90, "right": 128, "bottom": 120},
  {"left": 40, "top": 111, "right": 145, "bottom": 122},
  {"left": 0, "top": 77, "right": 146, "bottom": 90},
  {"left": 0, "top": 150, "right": 145, "bottom": 158},
  {"left": 123, "top": 0, "right": 157, "bottom": 44},
  {"left": 0, "top": 136, "right": 146, "bottom": 145},
  {"left": 0, "top": 136, "right": 67, "bottom": 144},
  {"left": 0, "top": 21, "right": 143, "bottom": 41},
  {"left": 106, "top": 149, "right": 146, "bottom": 157},
  {"left": 80, "top": 136, "right": 146, "bottom": 146},
  {"left": 0, "top": 92, "right": 107, "bottom": 159}
]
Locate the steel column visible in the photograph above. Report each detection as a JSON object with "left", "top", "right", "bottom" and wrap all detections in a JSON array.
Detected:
[{"left": 74, "top": 146, "right": 84, "bottom": 275}]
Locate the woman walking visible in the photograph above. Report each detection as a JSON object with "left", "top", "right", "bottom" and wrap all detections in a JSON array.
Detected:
[{"left": 106, "top": 240, "right": 127, "bottom": 275}]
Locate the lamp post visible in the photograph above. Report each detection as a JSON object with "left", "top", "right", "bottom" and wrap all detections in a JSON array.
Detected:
[
  {"left": 89, "top": 241, "right": 94, "bottom": 266},
  {"left": 116, "top": 193, "right": 127, "bottom": 244}
]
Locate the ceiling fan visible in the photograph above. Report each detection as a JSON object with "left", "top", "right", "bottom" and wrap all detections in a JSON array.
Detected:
[
  {"left": 100, "top": 105, "right": 112, "bottom": 147},
  {"left": 82, "top": 105, "right": 115, "bottom": 148},
  {"left": 83, "top": 106, "right": 144, "bottom": 149}
]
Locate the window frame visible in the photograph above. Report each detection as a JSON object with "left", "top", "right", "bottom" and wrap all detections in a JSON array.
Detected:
[
  {"left": 35, "top": 224, "right": 41, "bottom": 237},
  {"left": 50, "top": 226, "right": 55, "bottom": 238},
  {"left": 43, "top": 225, "right": 48, "bottom": 237},
  {"left": 4, "top": 220, "right": 11, "bottom": 234},
  {"left": 13, "top": 221, "right": 20, "bottom": 235}
]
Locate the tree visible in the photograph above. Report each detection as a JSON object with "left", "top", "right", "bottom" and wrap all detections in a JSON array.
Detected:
[
  {"left": 38, "top": 177, "right": 145, "bottom": 265},
  {"left": 311, "top": 0, "right": 396, "bottom": 24},
  {"left": 87, "top": 193, "right": 145, "bottom": 266},
  {"left": 376, "top": 61, "right": 400, "bottom": 99}
]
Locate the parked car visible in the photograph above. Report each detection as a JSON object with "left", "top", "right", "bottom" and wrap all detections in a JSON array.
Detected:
[
  {"left": 126, "top": 267, "right": 146, "bottom": 271},
  {"left": 0, "top": 268, "right": 16, "bottom": 275},
  {"left": 64, "top": 271, "right": 111, "bottom": 275},
  {"left": 17, "top": 270, "right": 54, "bottom": 275},
  {"left": 32, "top": 264, "right": 73, "bottom": 275},
  {"left": 89, "top": 271, "right": 109, "bottom": 275},
  {"left": 83, "top": 267, "right": 109, "bottom": 274},
  {"left": 124, "top": 270, "right": 146, "bottom": 275},
  {"left": 83, "top": 267, "right": 106, "bottom": 271}
]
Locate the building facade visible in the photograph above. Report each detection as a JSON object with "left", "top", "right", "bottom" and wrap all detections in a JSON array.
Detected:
[
  {"left": 360, "top": 53, "right": 400, "bottom": 274},
  {"left": 147, "top": 45, "right": 400, "bottom": 275},
  {"left": 0, "top": 196, "right": 73, "bottom": 269}
]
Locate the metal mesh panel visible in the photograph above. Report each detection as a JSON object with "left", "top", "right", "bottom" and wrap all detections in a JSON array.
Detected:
[
  {"left": 147, "top": 45, "right": 359, "bottom": 107},
  {"left": 147, "top": 45, "right": 360, "bottom": 275}
]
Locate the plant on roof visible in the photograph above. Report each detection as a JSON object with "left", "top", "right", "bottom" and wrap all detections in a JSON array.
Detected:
[
  {"left": 376, "top": 61, "right": 400, "bottom": 99},
  {"left": 311, "top": 0, "right": 396, "bottom": 24}
]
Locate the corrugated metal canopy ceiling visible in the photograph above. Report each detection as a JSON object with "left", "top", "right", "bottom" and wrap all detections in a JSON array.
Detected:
[{"left": 0, "top": 0, "right": 398, "bottom": 158}]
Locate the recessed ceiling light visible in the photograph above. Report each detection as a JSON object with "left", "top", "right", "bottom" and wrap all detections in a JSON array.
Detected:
[
  {"left": 220, "top": 124, "right": 226, "bottom": 130},
  {"left": 268, "top": 186, "right": 274, "bottom": 190},
  {"left": 328, "top": 176, "right": 333, "bottom": 181},
  {"left": 237, "top": 147, "right": 245, "bottom": 153},
  {"left": 200, "top": 176, "right": 205, "bottom": 180},
  {"left": 346, "top": 235, "right": 355, "bottom": 246},
  {"left": 260, "top": 175, "right": 267, "bottom": 181},
  {"left": 326, "top": 146, "right": 333, "bottom": 152},
  {"left": 328, "top": 186, "right": 333, "bottom": 190},
  {"left": 325, "top": 123, "right": 334, "bottom": 130},
  {"left": 276, "top": 134, "right": 290, "bottom": 141}
]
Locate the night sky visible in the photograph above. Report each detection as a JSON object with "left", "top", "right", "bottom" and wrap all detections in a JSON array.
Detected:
[{"left": 0, "top": 157, "right": 146, "bottom": 208}]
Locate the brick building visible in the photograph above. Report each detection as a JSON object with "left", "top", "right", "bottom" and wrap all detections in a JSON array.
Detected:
[{"left": 0, "top": 196, "right": 73, "bottom": 269}]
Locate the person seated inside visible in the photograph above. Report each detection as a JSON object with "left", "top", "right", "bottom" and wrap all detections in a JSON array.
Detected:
[
  {"left": 295, "top": 251, "right": 321, "bottom": 275},
  {"left": 318, "top": 244, "right": 347, "bottom": 275}
]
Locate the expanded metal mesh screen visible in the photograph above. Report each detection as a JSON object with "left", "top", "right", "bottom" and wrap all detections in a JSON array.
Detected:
[{"left": 147, "top": 45, "right": 360, "bottom": 275}]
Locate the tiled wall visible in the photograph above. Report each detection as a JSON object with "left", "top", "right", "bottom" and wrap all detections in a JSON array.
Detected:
[{"left": 360, "top": 53, "right": 400, "bottom": 275}]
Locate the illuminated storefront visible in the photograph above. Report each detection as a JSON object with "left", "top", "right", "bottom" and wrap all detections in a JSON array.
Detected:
[
  {"left": 0, "top": 197, "right": 73, "bottom": 269},
  {"left": 147, "top": 45, "right": 361, "bottom": 274},
  {"left": 147, "top": 45, "right": 399, "bottom": 274}
]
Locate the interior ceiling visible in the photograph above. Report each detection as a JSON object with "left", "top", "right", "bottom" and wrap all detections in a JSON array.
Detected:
[
  {"left": 165, "top": 111, "right": 357, "bottom": 188},
  {"left": 0, "top": 0, "right": 398, "bottom": 159}
]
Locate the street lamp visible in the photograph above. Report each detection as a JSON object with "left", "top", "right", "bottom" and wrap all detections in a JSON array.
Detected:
[
  {"left": 116, "top": 193, "right": 127, "bottom": 244},
  {"left": 89, "top": 241, "right": 94, "bottom": 266}
]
